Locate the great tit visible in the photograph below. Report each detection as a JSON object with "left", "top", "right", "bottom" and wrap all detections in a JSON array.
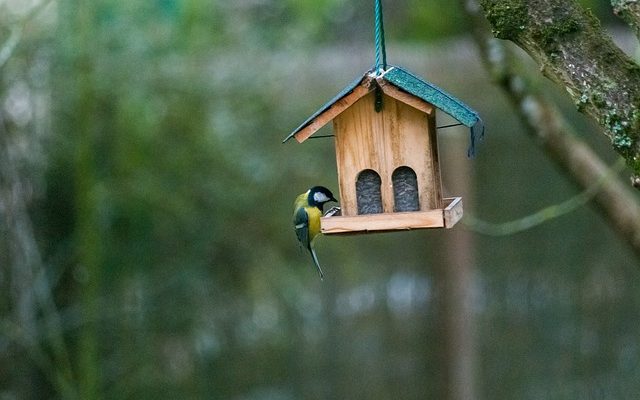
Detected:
[{"left": 292, "top": 186, "right": 337, "bottom": 280}]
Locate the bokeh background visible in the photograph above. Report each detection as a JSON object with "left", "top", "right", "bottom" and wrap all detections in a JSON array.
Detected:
[{"left": 1, "top": 0, "right": 640, "bottom": 399}]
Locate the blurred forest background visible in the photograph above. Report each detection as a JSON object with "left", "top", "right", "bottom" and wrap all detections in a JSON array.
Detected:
[{"left": 1, "top": 0, "right": 640, "bottom": 399}]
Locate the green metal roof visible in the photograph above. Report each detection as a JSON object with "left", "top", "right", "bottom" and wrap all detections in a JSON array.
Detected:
[{"left": 284, "top": 65, "right": 484, "bottom": 156}]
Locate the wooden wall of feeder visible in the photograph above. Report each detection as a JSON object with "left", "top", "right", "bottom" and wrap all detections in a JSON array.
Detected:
[{"left": 283, "top": 66, "right": 484, "bottom": 235}]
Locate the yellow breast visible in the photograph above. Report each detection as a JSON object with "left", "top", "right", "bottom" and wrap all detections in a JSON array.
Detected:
[
  {"left": 305, "top": 205, "right": 322, "bottom": 242},
  {"left": 293, "top": 191, "right": 323, "bottom": 243}
]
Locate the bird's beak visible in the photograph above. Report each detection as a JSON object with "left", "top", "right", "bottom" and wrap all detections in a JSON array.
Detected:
[{"left": 330, "top": 196, "right": 338, "bottom": 202}]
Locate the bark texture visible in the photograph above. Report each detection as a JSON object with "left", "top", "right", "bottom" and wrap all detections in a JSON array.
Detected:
[
  {"left": 480, "top": 0, "right": 640, "bottom": 187},
  {"left": 612, "top": 0, "right": 640, "bottom": 39}
]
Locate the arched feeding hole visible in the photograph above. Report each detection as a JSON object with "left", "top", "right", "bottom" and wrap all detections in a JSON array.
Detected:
[
  {"left": 393, "top": 166, "right": 419, "bottom": 212},
  {"left": 356, "top": 169, "right": 383, "bottom": 214}
]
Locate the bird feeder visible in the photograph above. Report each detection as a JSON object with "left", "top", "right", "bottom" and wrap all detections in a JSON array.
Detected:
[{"left": 283, "top": 1, "right": 483, "bottom": 235}]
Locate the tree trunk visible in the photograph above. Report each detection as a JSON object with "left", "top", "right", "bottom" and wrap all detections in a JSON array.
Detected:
[
  {"left": 71, "top": 1, "right": 102, "bottom": 397},
  {"left": 437, "top": 131, "right": 477, "bottom": 400}
]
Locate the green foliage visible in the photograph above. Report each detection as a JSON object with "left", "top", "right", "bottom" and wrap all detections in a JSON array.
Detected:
[{"left": 401, "top": 0, "right": 468, "bottom": 40}]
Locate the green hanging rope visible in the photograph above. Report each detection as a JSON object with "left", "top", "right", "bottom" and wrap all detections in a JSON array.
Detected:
[{"left": 374, "top": 0, "right": 387, "bottom": 73}]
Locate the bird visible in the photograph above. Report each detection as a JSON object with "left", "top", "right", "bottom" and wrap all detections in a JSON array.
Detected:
[{"left": 292, "top": 186, "right": 337, "bottom": 280}]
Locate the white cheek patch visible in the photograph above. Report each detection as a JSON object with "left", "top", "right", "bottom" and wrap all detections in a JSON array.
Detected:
[{"left": 313, "top": 192, "right": 330, "bottom": 203}]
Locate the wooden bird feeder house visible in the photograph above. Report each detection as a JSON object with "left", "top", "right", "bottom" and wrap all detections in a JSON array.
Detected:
[{"left": 283, "top": 1, "right": 483, "bottom": 235}]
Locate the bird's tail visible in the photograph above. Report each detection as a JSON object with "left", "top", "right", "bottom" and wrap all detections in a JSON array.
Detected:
[{"left": 309, "top": 246, "right": 324, "bottom": 280}]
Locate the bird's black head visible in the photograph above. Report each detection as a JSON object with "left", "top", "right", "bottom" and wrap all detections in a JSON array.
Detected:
[{"left": 308, "top": 186, "right": 337, "bottom": 211}]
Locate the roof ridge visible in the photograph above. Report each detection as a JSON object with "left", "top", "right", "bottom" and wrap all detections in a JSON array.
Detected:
[{"left": 283, "top": 66, "right": 484, "bottom": 155}]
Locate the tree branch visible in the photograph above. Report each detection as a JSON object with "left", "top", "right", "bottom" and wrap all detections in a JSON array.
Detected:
[
  {"left": 463, "top": 0, "right": 640, "bottom": 258},
  {"left": 612, "top": 0, "right": 640, "bottom": 39},
  {"left": 480, "top": 0, "right": 640, "bottom": 187},
  {"left": 0, "top": 0, "right": 55, "bottom": 69}
]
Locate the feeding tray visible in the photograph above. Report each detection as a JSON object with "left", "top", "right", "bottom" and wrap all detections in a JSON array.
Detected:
[{"left": 321, "top": 197, "right": 463, "bottom": 235}]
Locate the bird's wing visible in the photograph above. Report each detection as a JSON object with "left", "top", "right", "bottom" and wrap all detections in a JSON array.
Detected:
[{"left": 294, "top": 207, "right": 310, "bottom": 250}]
